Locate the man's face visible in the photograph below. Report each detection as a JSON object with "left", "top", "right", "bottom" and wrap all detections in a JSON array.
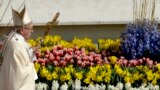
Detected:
[{"left": 21, "top": 23, "right": 33, "bottom": 40}]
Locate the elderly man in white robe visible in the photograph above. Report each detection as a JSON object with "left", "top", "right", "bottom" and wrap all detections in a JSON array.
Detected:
[{"left": 0, "top": 6, "right": 38, "bottom": 90}]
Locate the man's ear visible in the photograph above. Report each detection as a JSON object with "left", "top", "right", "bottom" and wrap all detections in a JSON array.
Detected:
[{"left": 19, "top": 28, "right": 24, "bottom": 34}]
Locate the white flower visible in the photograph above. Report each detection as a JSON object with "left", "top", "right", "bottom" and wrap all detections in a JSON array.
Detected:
[
  {"left": 75, "top": 79, "right": 81, "bottom": 90},
  {"left": 51, "top": 80, "right": 59, "bottom": 90},
  {"left": 99, "top": 84, "right": 106, "bottom": 90},
  {"left": 35, "top": 82, "right": 43, "bottom": 90},
  {"left": 60, "top": 83, "right": 68, "bottom": 90},
  {"left": 82, "top": 86, "right": 88, "bottom": 90},
  {"left": 35, "top": 82, "right": 48, "bottom": 90},
  {"left": 125, "top": 82, "right": 131, "bottom": 89},
  {"left": 116, "top": 82, "right": 123, "bottom": 90},
  {"left": 95, "top": 84, "right": 100, "bottom": 90},
  {"left": 139, "top": 86, "right": 146, "bottom": 90},
  {"left": 68, "top": 79, "right": 73, "bottom": 86},
  {"left": 113, "top": 87, "right": 119, "bottom": 90},
  {"left": 152, "top": 85, "right": 159, "bottom": 90},
  {"left": 146, "top": 83, "right": 153, "bottom": 89},
  {"left": 42, "top": 83, "right": 48, "bottom": 90},
  {"left": 108, "top": 85, "right": 114, "bottom": 90},
  {"left": 88, "top": 84, "right": 95, "bottom": 90}
]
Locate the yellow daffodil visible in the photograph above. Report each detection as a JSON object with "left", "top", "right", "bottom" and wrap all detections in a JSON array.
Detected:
[
  {"left": 46, "top": 73, "right": 52, "bottom": 81},
  {"left": 109, "top": 56, "right": 117, "bottom": 64},
  {"left": 40, "top": 66, "right": 49, "bottom": 78},
  {"left": 66, "top": 73, "right": 71, "bottom": 80},
  {"left": 84, "top": 78, "right": 91, "bottom": 84},
  {"left": 52, "top": 72, "right": 58, "bottom": 80},
  {"left": 124, "top": 76, "right": 130, "bottom": 83},
  {"left": 96, "top": 76, "right": 103, "bottom": 82},
  {"left": 75, "top": 72, "right": 83, "bottom": 80},
  {"left": 152, "top": 78, "right": 157, "bottom": 85},
  {"left": 60, "top": 75, "right": 67, "bottom": 82},
  {"left": 146, "top": 70, "right": 154, "bottom": 81},
  {"left": 104, "top": 76, "right": 111, "bottom": 83},
  {"left": 34, "top": 62, "right": 41, "bottom": 73}
]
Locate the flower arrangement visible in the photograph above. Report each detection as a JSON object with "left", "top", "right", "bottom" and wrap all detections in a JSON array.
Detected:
[{"left": 29, "top": 35, "right": 160, "bottom": 90}]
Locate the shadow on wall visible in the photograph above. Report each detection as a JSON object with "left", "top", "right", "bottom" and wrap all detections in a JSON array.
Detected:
[
  {"left": 0, "top": 24, "right": 136, "bottom": 43},
  {"left": 31, "top": 24, "right": 125, "bottom": 43}
]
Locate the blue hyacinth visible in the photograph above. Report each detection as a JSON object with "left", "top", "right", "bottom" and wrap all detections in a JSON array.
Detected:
[{"left": 121, "top": 20, "right": 160, "bottom": 60}]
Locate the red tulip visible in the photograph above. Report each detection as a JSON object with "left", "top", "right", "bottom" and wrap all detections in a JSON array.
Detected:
[
  {"left": 53, "top": 61, "right": 59, "bottom": 66},
  {"left": 45, "top": 54, "right": 49, "bottom": 58},
  {"left": 90, "top": 62, "right": 94, "bottom": 66},
  {"left": 77, "top": 60, "right": 82, "bottom": 65},
  {"left": 45, "top": 49, "right": 50, "bottom": 54},
  {"left": 60, "top": 60, "right": 67, "bottom": 66},
  {"left": 81, "top": 62, "right": 86, "bottom": 67},
  {"left": 75, "top": 51, "right": 81, "bottom": 56},
  {"left": 36, "top": 52, "right": 42, "bottom": 58},
  {"left": 56, "top": 56, "right": 61, "bottom": 61},
  {"left": 70, "top": 59, "right": 74, "bottom": 64},
  {"left": 74, "top": 46, "right": 79, "bottom": 51},
  {"left": 57, "top": 45, "right": 63, "bottom": 50}
]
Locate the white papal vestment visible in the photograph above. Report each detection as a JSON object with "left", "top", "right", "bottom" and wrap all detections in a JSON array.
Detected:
[{"left": 0, "top": 32, "right": 36, "bottom": 90}]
